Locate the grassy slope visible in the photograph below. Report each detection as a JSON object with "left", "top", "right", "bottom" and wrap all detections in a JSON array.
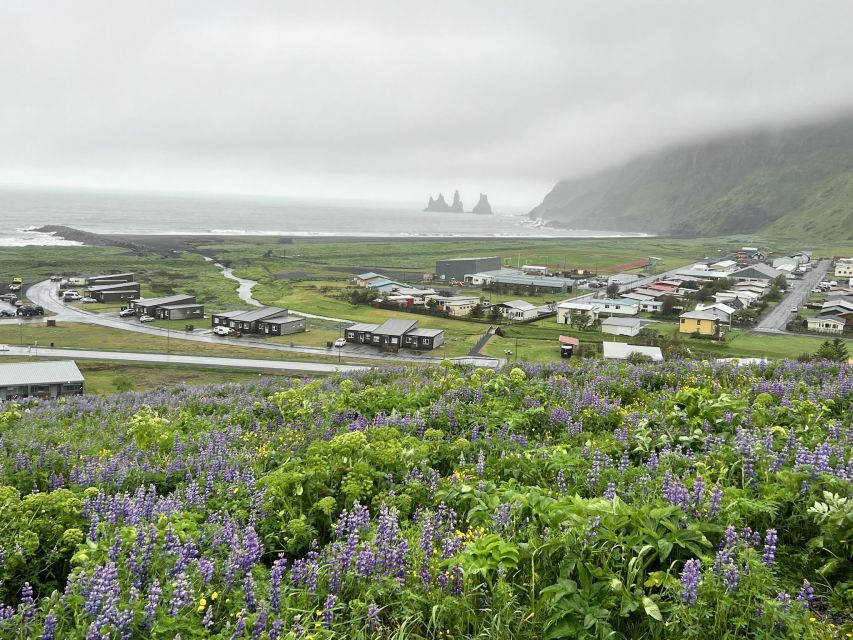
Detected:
[{"left": 531, "top": 114, "right": 853, "bottom": 241}]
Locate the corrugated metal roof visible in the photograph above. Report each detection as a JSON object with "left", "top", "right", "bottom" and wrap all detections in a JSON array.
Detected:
[
  {"left": 346, "top": 323, "right": 380, "bottom": 332},
  {"left": 373, "top": 318, "right": 418, "bottom": 336},
  {"left": 408, "top": 328, "right": 444, "bottom": 337},
  {"left": 0, "top": 360, "right": 84, "bottom": 387},
  {"left": 260, "top": 316, "right": 304, "bottom": 325},
  {"left": 601, "top": 317, "right": 641, "bottom": 327},
  {"left": 221, "top": 307, "right": 287, "bottom": 322},
  {"left": 86, "top": 282, "right": 140, "bottom": 292},
  {"left": 158, "top": 303, "right": 205, "bottom": 310},
  {"left": 133, "top": 294, "right": 196, "bottom": 307}
]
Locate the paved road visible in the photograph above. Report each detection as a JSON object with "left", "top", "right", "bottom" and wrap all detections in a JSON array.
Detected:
[
  {"left": 0, "top": 345, "right": 368, "bottom": 374},
  {"left": 19, "top": 280, "right": 504, "bottom": 369},
  {"left": 754, "top": 259, "right": 831, "bottom": 333}
]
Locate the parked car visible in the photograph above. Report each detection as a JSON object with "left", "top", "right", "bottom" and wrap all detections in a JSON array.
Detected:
[
  {"left": 212, "top": 325, "right": 233, "bottom": 336},
  {"left": 49, "top": 275, "right": 62, "bottom": 282},
  {"left": 63, "top": 291, "right": 81, "bottom": 301},
  {"left": 0, "top": 310, "right": 14, "bottom": 318},
  {"left": 334, "top": 338, "right": 347, "bottom": 348},
  {"left": 16, "top": 305, "right": 44, "bottom": 317},
  {"left": 790, "top": 306, "right": 799, "bottom": 313},
  {"left": 0, "top": 293, "right": 16, "bottom": 302},
  {"left": 119, "top": 308, "right": 137, "bottom": 317},
  {"left": 138, "top": 315, "right": 155, "bottom": 323},
  {"left": 8, "top": 284, "right": 21, "bottom": 291},
  {"left": 80, "top": 297, "right": 97, "bottom": 303}
]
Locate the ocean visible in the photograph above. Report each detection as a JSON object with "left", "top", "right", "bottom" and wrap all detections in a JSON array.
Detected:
[{"left": 0, "top": 187, "right": 646, "bottom": 246}]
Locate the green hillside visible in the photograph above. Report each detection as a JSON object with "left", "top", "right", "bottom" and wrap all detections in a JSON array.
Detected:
[{"left": 530, "top": 114, "right": 853, "bottom": 241}]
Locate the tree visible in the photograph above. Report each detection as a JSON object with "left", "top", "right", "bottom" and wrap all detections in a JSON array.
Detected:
[
  {"left": 773, "top": 275, "right": 788, "bottom": 291},
  {"left": 660, "top": 295, "right": 678, "bottom": 316},
  {"left": 605, "top": 282, "right": 621, "bottom": 297},
  {"left": 488, "top": 305, "right": 502, "bottom": 322},
  {"left": 570, "top": 313, "right": 591, "bottom": 331},
  {"left": 469, "top": 303, "right": 484, "bottom": 319},
  {"left": 766, "top": 285, "right": 782, "bottom": 302},
  {"left": 815, "top": 338, "right": 850, "bottom": 362}
]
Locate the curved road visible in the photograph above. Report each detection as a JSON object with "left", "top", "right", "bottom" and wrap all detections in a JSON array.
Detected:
[{"left": 21, "top": 280, "right": 503, "bottom": 369}]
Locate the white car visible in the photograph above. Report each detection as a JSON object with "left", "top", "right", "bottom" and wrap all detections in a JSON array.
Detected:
[
  {"left": 212, "top": 325, "right": 232, "bottom": 336},
  {"left": 138, "top": 315, "right": 155, "bottom": 322},
  {"left": 119, "top": 308, "right": 137, "bottom": 317},
  {"left": 80, "top": 297, "right": 97, "bottom": 303},
  {"left": 63, "top": 292, "right": 81, "bottom": 301},
  {"left": 334, "top": 338, "right": 347, "bottom": 348}
]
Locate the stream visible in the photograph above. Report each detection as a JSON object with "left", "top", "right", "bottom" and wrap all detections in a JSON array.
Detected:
[{"left": 205, "top": 257, "right": 352, "bottom": 323}]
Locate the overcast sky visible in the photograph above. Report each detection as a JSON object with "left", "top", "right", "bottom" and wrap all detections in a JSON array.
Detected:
[{"left": 2, "top": 1, "right": 853, "bottom": 209}]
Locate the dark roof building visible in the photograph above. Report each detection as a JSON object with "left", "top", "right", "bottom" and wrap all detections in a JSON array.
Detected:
[
  {"left": 87, "top": 272, "right": 135, "bottom": 286},
  {"left": 435, "top": 256, "right": 502, "bottom": 280},
  {"left": 156, "top": 303, "right": 206, "bottom": 321},
  {"left": 85, "top": 281, "right": 141, "bottom": 303},
  {"left": 131, "top": 294, "right": 197, "bottom": 316},
  {"left": 211, "top": 307, "right": 305, "bottom": 336},
  {"left": 344, "top": 318, "right": 444, "bottom": 351},
  {"left": 0, "top": 360, "right": 84, "bottom": 401}
]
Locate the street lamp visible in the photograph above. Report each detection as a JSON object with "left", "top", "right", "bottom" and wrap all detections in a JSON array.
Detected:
[{"left": 18, "top": 321, "right": 22, "bottom": 346}]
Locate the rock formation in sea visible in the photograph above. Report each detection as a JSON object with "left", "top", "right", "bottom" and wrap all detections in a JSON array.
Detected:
[
  {"left": 450, "top": 190, "right": 464, "bottom": 212},
  {"left": 472, "top": 193, "right": 492, "bottom": 215},
  {"left": 424, "top": 193, "right": 452, "bottom": 212}
]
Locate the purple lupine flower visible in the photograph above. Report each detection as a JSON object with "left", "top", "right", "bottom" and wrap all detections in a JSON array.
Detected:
[
  {"left": 761, "top": 529, "right": 777, "bottom": 567},
  {"left": 603, "top": 482, "right": 616, "bottom": 500},
  {"left": 691, "top": 477, "right": 706, "bottom": 514},
  {"left": 722, "top": 562, "right": 739, "bottom": 593},
  {"left": 680, "top": 559, "right": 701, "bottom": 604},
  {"left": 367, "top": 602, "right": 380, "bottom": 632},
  {"left": 169, "top": 572, "right": 192, "bottom": 615},
  {"left": 39, "top": 609, "right": 57, "bottom": 640},
  {"left": 707, "top": 484, "right": 723, "bottom": 518},
  {"left": 230, "top": 615, "right": 247, "bottom": 639},
  {"left": 797, "top": 580, "right": 814, "bottom": 609},
  {"left": 243, "top": 572, "right": 257, "bottom": 612},
  {"left": 322, "top": 594, "right": 336, "bottom": 629},
  {"left": 776, "top": 591, "right": 791, "bottom": 612},
  {"left": 269, "top": 619, "right": 285, "bottom": 640},
  {"left": 19, "top": 582, "right": 35, "bottom": 623},
  {"left": 250, "top": 610, "right": 267, "bottom": 640},
  {"left": 492, "top": 503, "right": 511, "bottom": 536},
  {"left": 270, "top": 556, "right": 287, "bottom": 614},
  {"left": 476, "top": 450, "right": 485, "bottom": 477},
  {"left": 202, "top": 605, "right": 214, "bottom": 629},
  {"left": 145, "top": 579, "right": 161, "bottom": 626},
  {"left": 555, "top": 469, "right": 566, "bottom": 492}
]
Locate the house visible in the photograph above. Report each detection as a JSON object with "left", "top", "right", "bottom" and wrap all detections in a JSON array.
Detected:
[
  {"left": 429, "top": 295, "right": 481, "bottom": 317},
  {"left": 730, "top": 264, "right": 782, "bottom": 282},
  {"left": 806, "top": 316, "right": 846, "bottom": 334},
  {"left": 792, "top": 251, "right": 812, "bottom": 264},
  {"left": 601, "top": 317, "right": 642, "bottom": 336},
  {"left": 85, "top": 281, "right": 141, "bottom": 303},
  {"left": 596, "top": 298, "right": 639, "bottom": 316},
  {"left": 713, "top": 293, "right": 746, "bottom": 310},
  {"left": 736, "top": 247, "right": 767, "bottom": 262},
  {"left": 344, "top": 320, "right": 444, "bottom": 351},
  {"left": 156, "top": 303, "right": 206, "bottom": 321},
  {"left": 435, "top": 257, "right": 502, "bottom": 281},
  {"left": 679, "top": 309, "right": 725, "bottom": 337},
  {"left": 602, "top": 342, "right": 663, "bottom": 363},
  {"left": 732, "top": 281, "right": 769, "bottom": 296},
  {"left": 558, "top": 335, "right": 579, "bottom": 358},
  {"left": 710, "top": 259, "right": 738, "bottom": 272},
  {"left": 131, "top": 294, "right": 197, "bottom": 317},
  {"left": 354, "top": 272, "right": 385, "bottom": 287},
  {"left": 648, "top": 282, "right": 678, "bottom": 294},
  {"left": 257, "top": 316, "right": 307, "bottom": 336},
  {"left": 0, "top": 360, "right": 84, "bottom": 401},
  {"left": 621, "top": 296, "right": 663, "bottom": 313},
  {"left": 210, "top": 306, "right": 304, "bottom": 335},
  {"left": 403, "top": 328, "right": 445, "bottom": 350},
  {"left": 696, "top": 303, "right": 736, "bottom": 326},
  {"left": 820, "top": 299, "right": 853, "bottom": 316},
  {"left": 493, "top": 299, "right": 540, "bottom": 321},
  {"left": 834, "top": 259, "right": 853, "bottom": 278},
  {"left": 86, "top": 272, "right": 136, "bottom": 286},
  {"left": 556, "top": 301, "right": 599, "bottom": 324}
]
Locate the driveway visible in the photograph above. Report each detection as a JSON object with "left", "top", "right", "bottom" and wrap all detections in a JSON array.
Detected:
[{"left": 754, "top": 259, "right": 831, "bottom": 333}]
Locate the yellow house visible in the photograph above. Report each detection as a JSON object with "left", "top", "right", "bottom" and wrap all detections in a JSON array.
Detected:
[{"left": 679, "top": 310, "right": 721, "bottom": 336}]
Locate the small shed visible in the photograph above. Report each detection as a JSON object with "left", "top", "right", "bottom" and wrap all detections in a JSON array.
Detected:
[
  {"left": 601, "top": 317, "right": 642, "bottom": 336},
  {"left": 559, "top": 335, "right": 579, "bottom": 358}
]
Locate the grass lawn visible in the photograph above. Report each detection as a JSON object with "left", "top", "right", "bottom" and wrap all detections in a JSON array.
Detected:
[{"left": 0, "top": 322, "right": 370, "bottom": 364}]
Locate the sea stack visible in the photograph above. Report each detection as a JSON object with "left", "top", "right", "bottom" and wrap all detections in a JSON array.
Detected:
[
  {"left": 423, "top": 193, "right": 451, "bottom": 212},
  {"left": 472, "top": 193, "right": 492, "bottom": 215},
  {"left": 450, "top": 190, "right": 464, "bottom": 212}
]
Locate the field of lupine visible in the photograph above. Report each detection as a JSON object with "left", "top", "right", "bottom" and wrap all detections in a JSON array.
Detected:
[{"left": 0, "top": 359, "right": 851, "bottom": 639}]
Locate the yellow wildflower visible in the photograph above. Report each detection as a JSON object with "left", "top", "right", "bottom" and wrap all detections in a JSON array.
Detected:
[{"left": 210, "top": 592, "right": 218, "bottom": 600}]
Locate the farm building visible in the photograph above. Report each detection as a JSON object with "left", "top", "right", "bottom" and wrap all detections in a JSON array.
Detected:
[{"left": 435, "top": 257, "right": 501, "bottom": 281}]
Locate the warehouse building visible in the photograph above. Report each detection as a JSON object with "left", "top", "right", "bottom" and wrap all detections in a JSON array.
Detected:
[
  {"left": 0, "top": 360, "right": 84, "bottom": 401},
  {"left": 435, "top": 256, "right": 501, "bottom": 281}
]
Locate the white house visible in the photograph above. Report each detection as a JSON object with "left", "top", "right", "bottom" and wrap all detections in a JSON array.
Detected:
[
  {"left": 696, "top": 303, "right": 736, "bottom": 327},
  {"left": 602, "top": 342, "right": 664, "bottom": 362},
  {"left": 835, "top": 259, "right": 853, "bottom": 279},
  {"left": 429, "top": 295, "right": 482, "bottom": 317},
  {"left": 710, "top": 259, "right": 738, "bottom": 272},
  {"left": 806, "top": 316, "right": 846, "bottom": 334},
  {"left": 601, "top": 317, "right": 642, "bottom": 336},
  {"left": 622, "top": 296, "right": 663, "bottom": 313},
  {"left": 556, "top": 301, "right": 599, "bottom": 324},
  {"left": 494, "top": 299, "right": 541, "bottom": 321},
  {"left": 596, "top": 298, "right": 640, "bottom": 316}
]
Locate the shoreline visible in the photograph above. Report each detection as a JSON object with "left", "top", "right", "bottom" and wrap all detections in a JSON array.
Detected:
[{"left": 30, "top": 225, "right": 658, "bottom": 253}]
